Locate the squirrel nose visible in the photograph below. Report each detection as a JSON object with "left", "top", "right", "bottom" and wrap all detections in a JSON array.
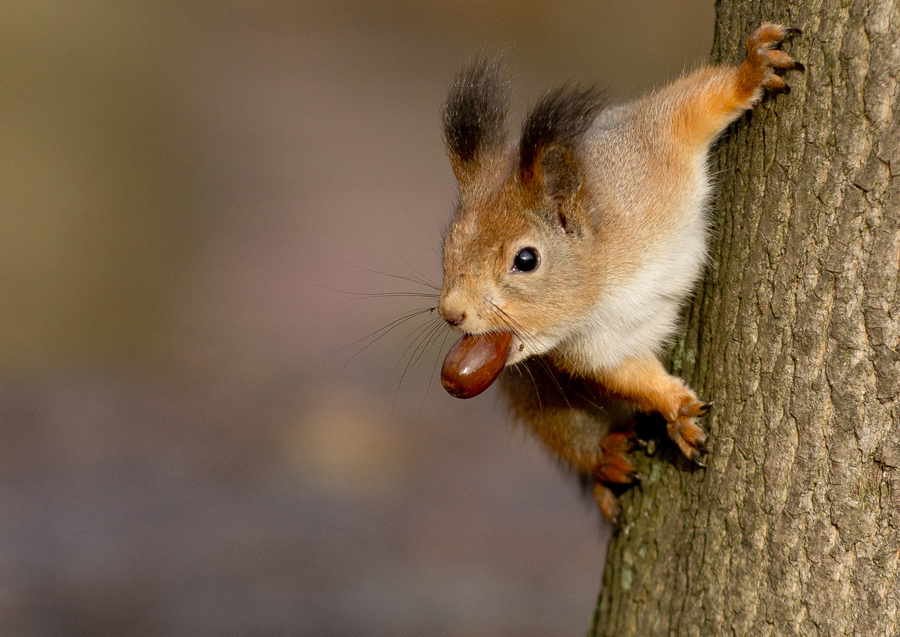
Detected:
[{"left": 439, "top": 305, "right": 467, "bottom": 327}]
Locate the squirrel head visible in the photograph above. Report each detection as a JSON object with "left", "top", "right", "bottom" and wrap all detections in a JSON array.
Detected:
[{"left": 438, "top": 59, "right": 606, "bottom": 363}]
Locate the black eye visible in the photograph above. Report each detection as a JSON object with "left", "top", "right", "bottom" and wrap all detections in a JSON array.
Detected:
[{"left": 513, "top": 247, "right": 540, "bottom": 273}]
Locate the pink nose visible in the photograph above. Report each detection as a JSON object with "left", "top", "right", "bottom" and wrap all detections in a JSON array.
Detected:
[{"left": 440, "top": 307, "right": 466, "bottom": 327}]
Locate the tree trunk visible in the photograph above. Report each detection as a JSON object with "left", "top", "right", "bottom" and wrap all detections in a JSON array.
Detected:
[{"left": 591, "top": 1, "right": 900, "bottom": 635}]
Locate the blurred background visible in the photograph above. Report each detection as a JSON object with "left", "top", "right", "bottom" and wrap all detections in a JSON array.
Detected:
[{"left": 0, "top": 1, "right": 712, "bottom": 635}]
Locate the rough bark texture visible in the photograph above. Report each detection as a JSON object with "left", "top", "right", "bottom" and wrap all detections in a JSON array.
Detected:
[{"left": 592, "top": 1, "right": 900, "bottom": 635}]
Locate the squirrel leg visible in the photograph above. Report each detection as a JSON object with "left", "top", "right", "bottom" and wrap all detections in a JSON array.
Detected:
[
  {"left": 592, "top": 432, "right": 641, "bottom": 524},
  {"left": 668, "top": 23, "right": 803, "bottom": 150},
  {"left": 591, "top": 356, "right": 709, "bottom": 465}
]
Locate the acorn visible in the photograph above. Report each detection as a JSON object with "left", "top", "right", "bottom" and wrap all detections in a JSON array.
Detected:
[{"left": 441, "top": 332, "right": 513, "bottom": 399}]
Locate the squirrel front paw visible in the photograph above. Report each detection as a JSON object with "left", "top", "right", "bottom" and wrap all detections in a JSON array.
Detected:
[
  {"left": 591, "top": 357, "right": 712, "bottom": 468},
  {"left": 738, "top": 23, "right": 804, "bottom": 100},
  {"left": 667, "top": 397, "right": 711, "bottom": 466}
]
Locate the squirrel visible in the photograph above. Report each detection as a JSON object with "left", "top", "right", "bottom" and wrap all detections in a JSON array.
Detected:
[{"left": 435, "top": 24, "right": 803, "bottom": 522}]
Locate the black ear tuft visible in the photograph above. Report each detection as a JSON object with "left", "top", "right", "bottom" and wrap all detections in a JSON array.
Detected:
[
  {"left": 519, "top": 85, "right": 605, "bottom": 197},
  {"left": 442, "top": 57, "right": 510, "bottom": 179}
]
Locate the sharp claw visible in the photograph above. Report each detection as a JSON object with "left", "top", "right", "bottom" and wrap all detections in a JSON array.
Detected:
[
  {"left": 784, "top": 26, "right": 803, "bottom": 36},
  {"left": 793, "top": 60, "right": 806, "bottom": 72},
  {"left": 631, "top": 472, "right": 645, "bottom": 484},
  {"left": 698, "top": 401, "right": 713, "bottom": 415},
  {"left": 633, "top": 437, "right": 648, "bottom": 449},
  {"left": 688, "top": 446, "right": 707, "bottom": 467}
]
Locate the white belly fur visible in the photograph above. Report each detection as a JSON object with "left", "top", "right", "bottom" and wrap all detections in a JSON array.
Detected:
[{"left": 558, "top": 163, "right": 712, "bottom": 372}]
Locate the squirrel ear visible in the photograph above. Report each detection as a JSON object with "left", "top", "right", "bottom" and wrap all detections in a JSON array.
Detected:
[
  {"left": 519, "top": 86, "right": 602, "bottom": 234},
  {"left": 529, "top": 144, "right": 586, "bottom": 234},
  {"left": 519, "top": 85, "right": 603, "bottom": 197},
  {"left": 539, "top": 144, "right": 582, "bottom": 203},
  {"left": 442, "top": 57, "right": 510, "bottom": 187}
]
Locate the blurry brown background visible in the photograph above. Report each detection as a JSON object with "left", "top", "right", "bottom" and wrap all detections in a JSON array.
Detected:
[{"left": 0, "top": 2, "right": 711, "bottom": 635}]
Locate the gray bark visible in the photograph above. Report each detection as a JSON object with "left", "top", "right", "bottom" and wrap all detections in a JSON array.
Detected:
[{"left": 591, "top": 1, "right": 900, "bottom": 635}]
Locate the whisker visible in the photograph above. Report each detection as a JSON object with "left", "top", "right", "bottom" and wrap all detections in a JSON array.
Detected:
[
  {"left": 404, "top": 207, "right": 443, "bottom": 256},
  {"left": 515, "top": 359, "right": 544, "bottom": 427},
  {"left": 485, "top": 300, "right": 608, "bottom": 414},
  {"left": 339, "top": 307, "right": 437, "bottom": 367},
  {"left": 482, "top": 302, "right": 556, "bottom": 419},
  {"left": 406, "top": 320, "right": 449, "bottom": 379},
  {"left": 487, "top": 302, "right": 582, "bottom": 381},
  {"left": 420, "top": 324, "right": 454, "bottom": 414},
  {"left": 530, "top": 357, "right": 575, "bottom": 411},
  {"left": 333, "top": 254, "right": 445, "bottom": 407},
  {"left": 488, "top": 301, "right": 580, "bottom": 370},
  {"left": 485, "top": 301, "right": 540, "bottom": 350},
  {"left": 390, "top": 318, "right": 448, "bottom": 411},
  {"left": 350, "top": 265, "right": 441, "bottom": 291},
  {"left": 315, "top": 283, "right": 440, "bottom": 302},
  {"left": 388, "top": 316, "right": 445, "bottom": 383},
  {"left": 404, "top": 240, "right": 443, "bottom": 259},
  {"left": 343, "top": 292, "right": 440, "bottom": 302},
  {"left": 402, "top": 258, "right": 441, "bottom": 291},
  {"left": 340, "top": 306, "right": 436, "bottom": 351}
]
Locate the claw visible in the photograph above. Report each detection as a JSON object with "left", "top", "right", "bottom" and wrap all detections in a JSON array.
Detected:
[
  {"left": 698, "top": 401, "right": 713, "bottom": 415},
  {"left": 784, "top": 26, "right": 802, "bottom": 36},
  {"left": 595, "top": 433, "right": 640, "bottom": 484},
  {"left": 690, "top": 449, "right": 706, "bottom": 468},
  {"left": 793, "top": 60, "right": 806, "bottom": 72}
]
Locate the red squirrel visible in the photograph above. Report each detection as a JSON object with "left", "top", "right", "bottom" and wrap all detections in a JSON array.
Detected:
[{"left": 436, "top": 24, "right": 803, "bottom": 521}]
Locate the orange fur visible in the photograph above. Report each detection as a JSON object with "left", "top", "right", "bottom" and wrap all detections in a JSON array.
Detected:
[
  {"left": 671, "top": 23, "right": 803, "bottom": 150},
  {"left": 589, "top": 356, "right": 708, "bottom": 463},
  {"left": 440, "top": 24, "right": 802, "bottom": 522},
  {"left": 593, "top": 483, "right": 622, "bottom": 524},
  {"left": 595, "top": 433, "right": 639, "bottom": 484}
]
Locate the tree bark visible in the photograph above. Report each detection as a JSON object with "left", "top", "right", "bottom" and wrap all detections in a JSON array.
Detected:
[{"left": 591, "top": 1, "right": 900, "bottom": 635}]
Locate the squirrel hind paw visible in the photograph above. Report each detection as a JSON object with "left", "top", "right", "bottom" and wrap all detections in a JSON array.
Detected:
[
  {"left": 595, "top": 433, "right": 641, "bottom": 484},
  {"left": 592, "top": 433, "right": 644, "bottom": 523},
  {"left": 593, "top": 483, "right": 622, "bottom": 525}
]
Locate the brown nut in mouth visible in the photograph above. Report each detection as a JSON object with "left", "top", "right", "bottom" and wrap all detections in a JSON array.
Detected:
[{"left": 440, "top": 332, "right": 513, "bottom": 399}]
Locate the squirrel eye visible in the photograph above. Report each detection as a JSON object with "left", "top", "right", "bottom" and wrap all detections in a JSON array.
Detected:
[{"left": 513, "top": 247, "right": 540, "bottom": 273}]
